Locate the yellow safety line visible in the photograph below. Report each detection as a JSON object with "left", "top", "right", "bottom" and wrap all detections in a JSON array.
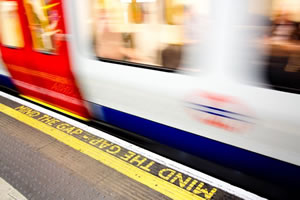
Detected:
[
  {"left": 0, "top": 103, "right": 204, "bottom": 200},
  {"left": 20, "top": 95, "right": 89, "bottom": 121},
  {"left": 42, "top": 3, "right": 60, "bottom": 10}
]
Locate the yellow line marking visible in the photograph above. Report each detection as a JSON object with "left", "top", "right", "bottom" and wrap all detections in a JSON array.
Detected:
[
  {"left": 20, "top": 95, "right": 89, "bottom": 121},
  {"left": 0, "top": 103, "right": 204, "bottom": 200},
  {"left": 42, "top": 3, "right": 60, "bottom": 10}
]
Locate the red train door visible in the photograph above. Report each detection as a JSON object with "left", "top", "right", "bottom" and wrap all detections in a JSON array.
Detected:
[{"left": 0, "top": 0, "right": 89, "bottom": 120}]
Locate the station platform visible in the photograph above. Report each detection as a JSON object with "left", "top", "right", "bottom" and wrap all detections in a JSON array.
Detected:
[{"left": 0, "top": 91, "right": 265, "bottom": 200}]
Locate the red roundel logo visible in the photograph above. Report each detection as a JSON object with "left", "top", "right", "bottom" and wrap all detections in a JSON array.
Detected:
[{"left": 185, "top": 92, "right": 254, "bottom": 132}]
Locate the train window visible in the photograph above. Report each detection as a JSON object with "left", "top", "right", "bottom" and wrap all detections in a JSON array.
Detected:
[
  {"left": 0, "top": 1, "right": 24, "bottom": 48},
  {"left": 86, "top": 0, "right": 211, "bottom": 71},
  {"left": 248, "top": 0, "right": 300, "bottom": 94},
  {"left": 23, "top": 0, "right": 61, "bottom": 54}
]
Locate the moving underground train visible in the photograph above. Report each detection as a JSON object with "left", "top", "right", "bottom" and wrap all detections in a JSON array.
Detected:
[{"left": 0, "top": 0, "right": 300, "bottom": 197}]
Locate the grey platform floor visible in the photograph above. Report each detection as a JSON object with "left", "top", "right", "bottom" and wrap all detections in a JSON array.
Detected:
[
  {"left": 0, "top": 111, "right": 169, "bottom": 200},
  {"left": 0, "top": 93, "right": 263, "bottom": 200}
]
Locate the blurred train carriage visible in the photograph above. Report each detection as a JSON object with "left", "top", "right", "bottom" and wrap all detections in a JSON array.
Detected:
[
  {"left": 0, "top": 0, "right": 300, "bottom": 198},
  {"left": 0, "top": 0, "right": 89, "bottom": 119}
]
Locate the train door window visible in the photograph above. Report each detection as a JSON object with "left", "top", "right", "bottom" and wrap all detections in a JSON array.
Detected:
[
  {"left": 82, "top": 0, "right": 211, "bottom": 71},
  {"left": 0, "top": 1, "right": 24, "bottom": 48},
  {"left": 245, "top": 0, "right": 300, "bottom": 94},
  {"left": 23, "top": 0, "right": 61, "bottom": 54}
]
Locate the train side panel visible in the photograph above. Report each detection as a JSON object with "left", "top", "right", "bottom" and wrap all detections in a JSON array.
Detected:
[
  {"left": 66, "top": 0, "right": 300, "bottom": 186},
  {"left": 0, "top": 0, "right": 89, "bottom": 119}
]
